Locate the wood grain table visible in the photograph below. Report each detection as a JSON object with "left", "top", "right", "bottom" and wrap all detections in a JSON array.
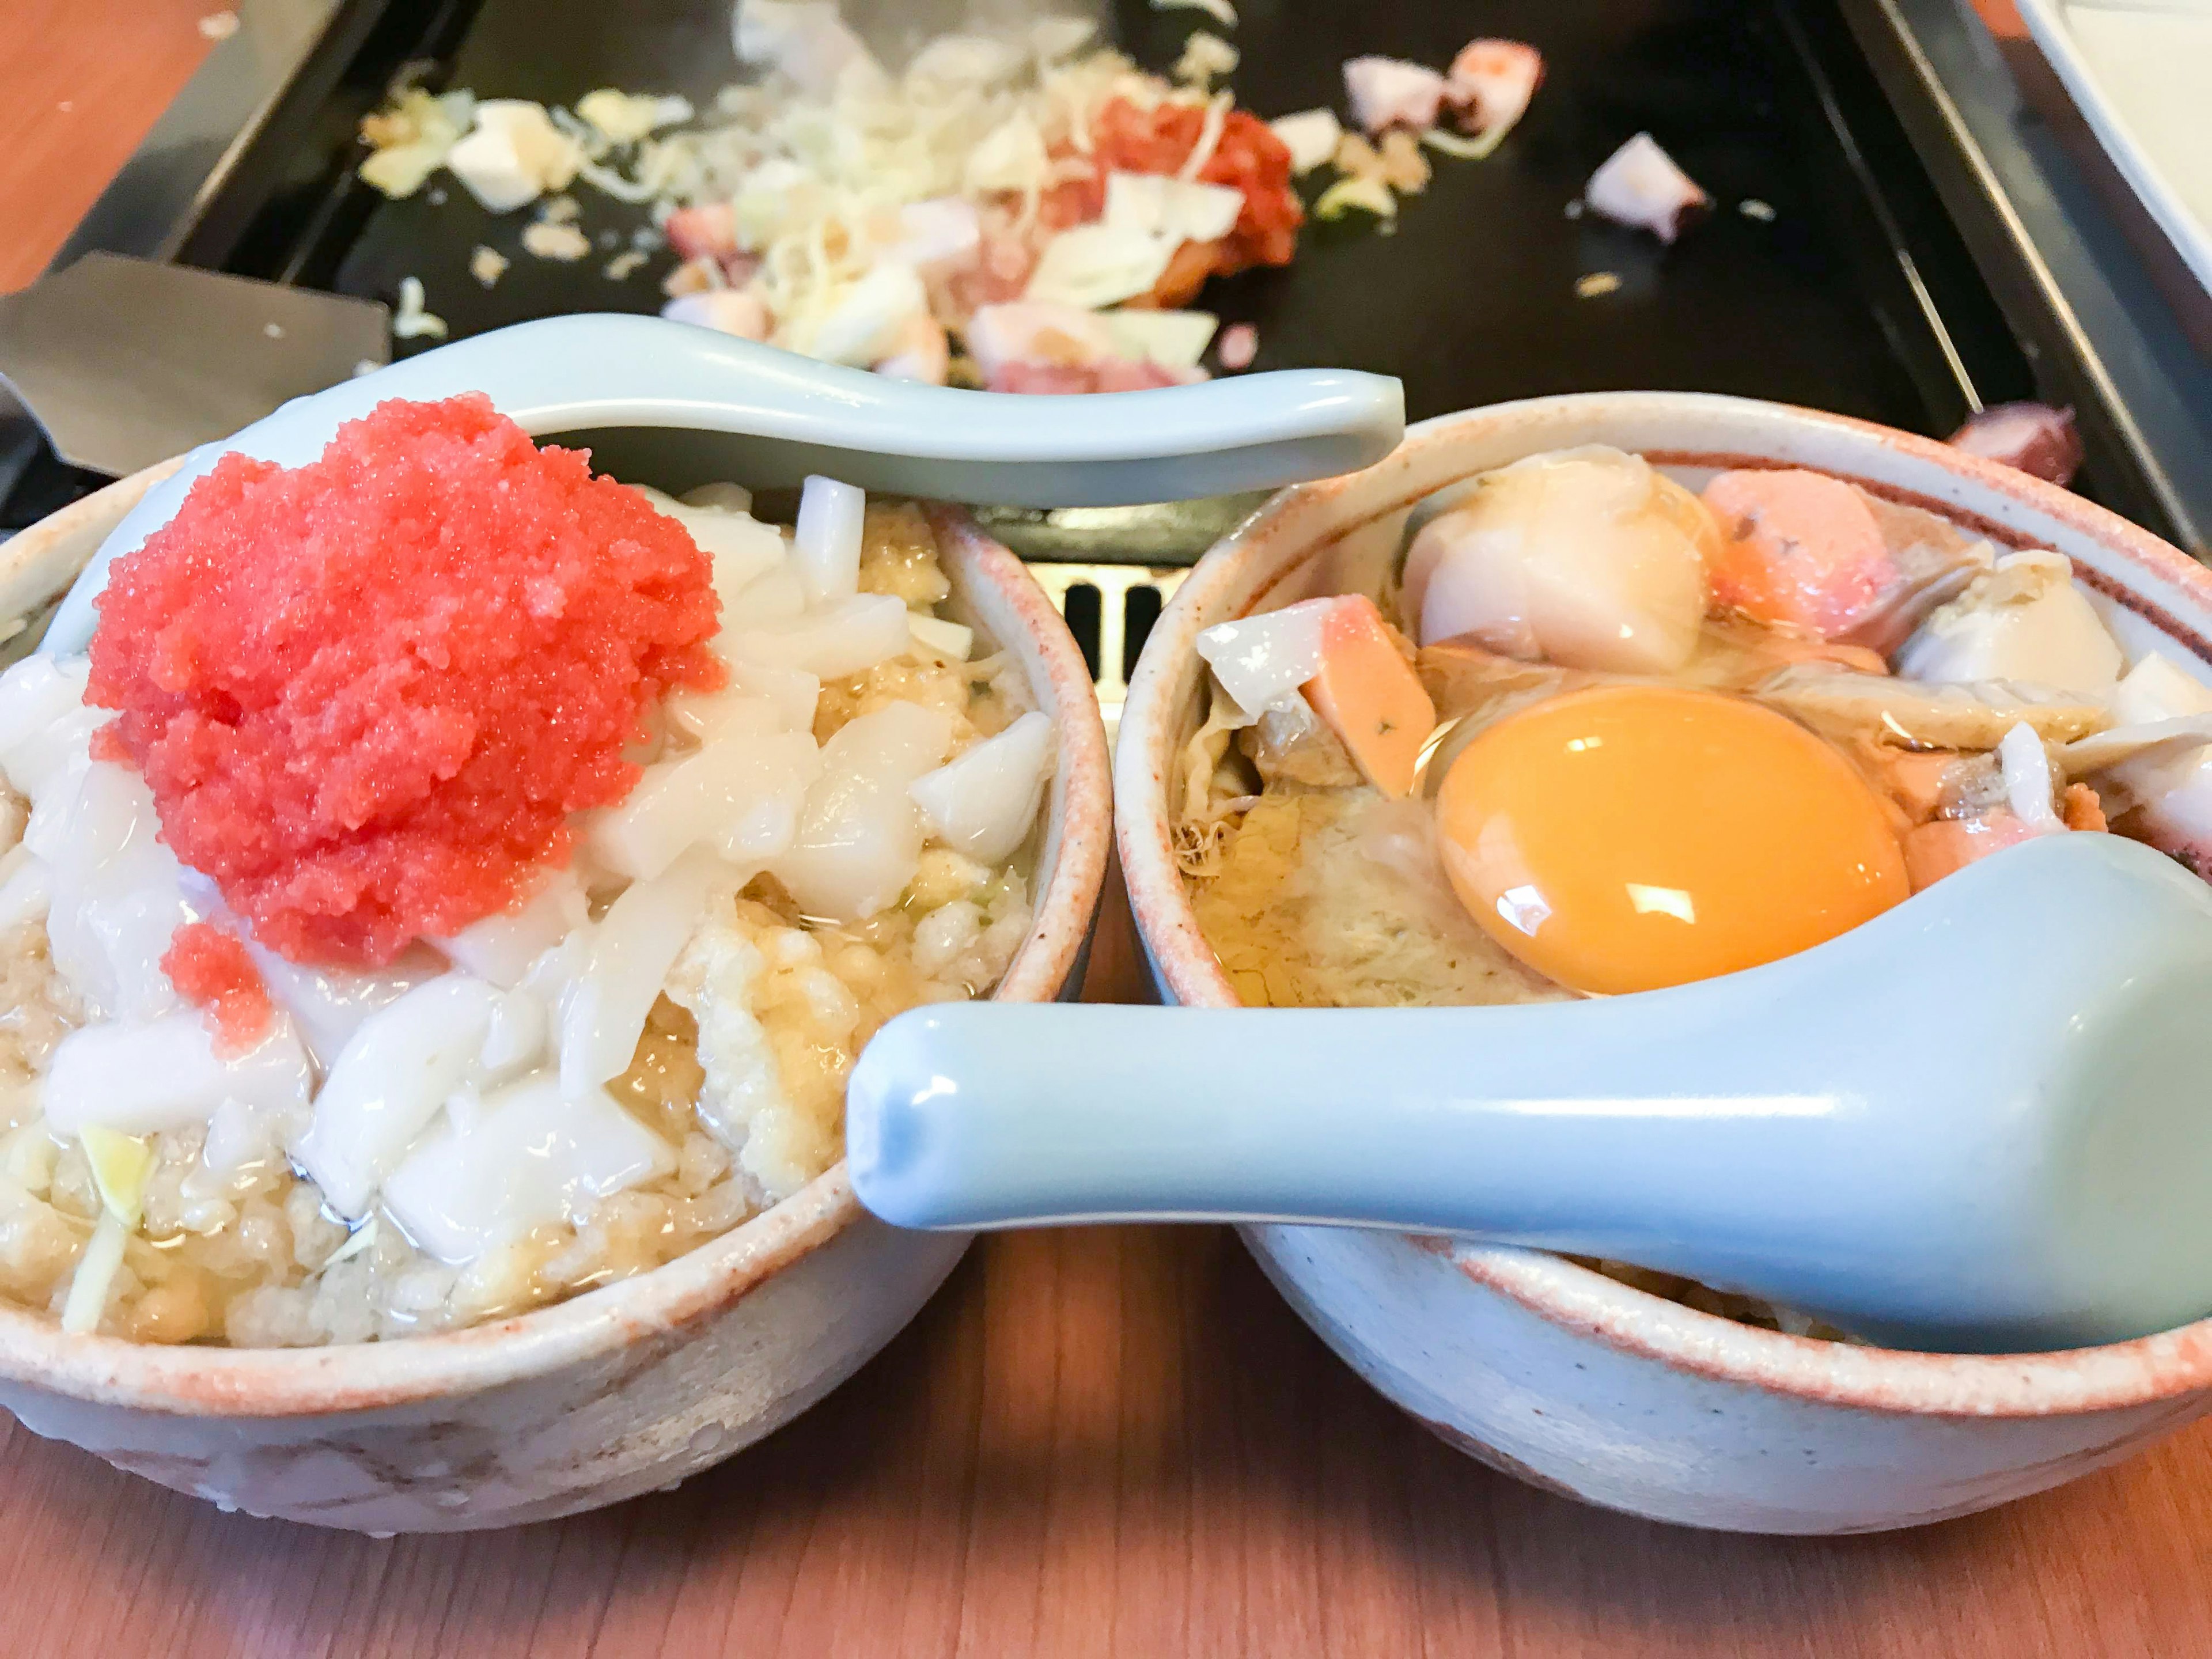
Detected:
[{"left": 9, "top": 6, "right": 2212, "bottom": 1654}]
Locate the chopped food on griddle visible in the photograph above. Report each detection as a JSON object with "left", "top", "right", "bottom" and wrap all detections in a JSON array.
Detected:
[
  {"left": 1584, "top": 132, "right": 1709, "bottom": 243},
  {"left": 354, "top": 3, "right": 1545, "bottom": 387}
]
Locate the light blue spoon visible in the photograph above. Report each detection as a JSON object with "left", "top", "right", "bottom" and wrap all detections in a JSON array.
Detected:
[
  {"left": 44, "top": 313, "right": 1403, "bottom": 656},
  {"left": 850, "top": 832, "right": 2212, "bottom": 1353}
]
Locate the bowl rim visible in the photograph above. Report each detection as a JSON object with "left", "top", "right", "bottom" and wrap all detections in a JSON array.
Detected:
[
  {"left": 1118, "top": 388, "right": 2212, "bottom": 1421},
  {"left": 0, "top": 466, "right": 1112, "bottom": 1418}
]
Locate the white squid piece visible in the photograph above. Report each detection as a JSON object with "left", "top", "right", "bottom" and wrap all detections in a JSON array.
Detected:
[
  {"left": 772, "top": 700, "right": 956, "bottom": 920},
  {"left": 911, "top": 710, "right": 1056, "bottom": 865}
]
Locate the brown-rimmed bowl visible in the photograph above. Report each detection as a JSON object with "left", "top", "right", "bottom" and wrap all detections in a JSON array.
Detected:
[
  {"left": 0, "top": 459, "right": 1111, "bottom": 1533},
  {"left": 1115, "top": 391, "right": 2212, "bottom": 1534}
]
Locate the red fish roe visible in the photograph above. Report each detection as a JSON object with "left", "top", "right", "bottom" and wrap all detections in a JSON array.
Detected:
[
  {"left": 89, "top": 395, "right": 724, "bottom": 965},
  {"left": 162, "top": 922, "right": 275, "bottom": 1054},
  {"left": 1043, "top": 100, "right": 1303, "bottom": 274}
]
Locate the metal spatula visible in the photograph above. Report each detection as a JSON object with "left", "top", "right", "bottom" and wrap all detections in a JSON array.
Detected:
[{"left": 0, "top": 253, "right": 389, "bottom": 479}]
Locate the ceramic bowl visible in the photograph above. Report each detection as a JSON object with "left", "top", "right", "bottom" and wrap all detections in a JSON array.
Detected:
[
  {"left": 0, "top": 460, "right": 1112, "bottom": 1533},
  {"left": 1115, "top": 391, "right": 2212, "bottom": 1535}
]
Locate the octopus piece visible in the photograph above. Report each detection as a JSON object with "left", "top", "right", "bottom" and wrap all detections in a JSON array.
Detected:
[
  {"left": 1446, "top": 40, "right": 1543, "bottom": 138},
  {"left": 1948, "top": 403, "right": 2084, "bottom": 488},
  {"left": 1343, "top": 56, "right": 1449, "bottom": 134},
  {"left": 1584, "top": 133, "right": 1709, "bottom": 244}
]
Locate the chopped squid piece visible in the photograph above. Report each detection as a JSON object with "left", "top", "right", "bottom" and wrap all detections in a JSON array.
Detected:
[
  {"left": 1949, "top": 403, "right": 2084, "bottom": 488},
  {"left": 46, "top": 1012, "right": 312, "bottom": 1139},
  {"left": 661, "top": 289, "right": 772, "bottom": 340},
  {"left": 792, "top": 474, "right": 865, "bottom": 605},
  {"left": 590, "top": 713, "right": 823, "bottom": 878},
  {"left": 806, "top": 262, "right": 930, "bottom": 367},
  {"left": 2067, "top": 654, "right": 2212, "bottom": 869},
  {"left": 1344, "top": 57, "right": 1449, "bottom": 133},
  {"left": 1196, "top": 599, "right": 1331, "bottom": 718},
  {"left": 911, "top": 710, "right": 1058, "bottom": 863},
  {"left": 1997, "top": 721, "right": 2065, "bottom": 830},
  {"left": 733, "top": 593, "right": 910, "bottom": 679},
  {"left": 908, "top": 613, "right": 973, "bottom": 661},
  {"left": 773, "top": 700, "right": 957, "bottom": 920},
  {"left": 0, "top": 655, "right": 99, "bottom": 797},
  {"left": 1446, "top": 40, "right": 1543, "bottom": 139},
  {"left": 384, "top": 1074, "right": 675, "bottom": 1264},
  {"left": 1584, "top": 133, "right": 1709, "bottom": 243},
  {"left": 560, "top": 851, "right": 733, "bottom": 1101},
  {"left": 1896, "top": 550, "right": 2122, "bottom": 696},
  {"left": 291, "top": 975, "right": 503, "bottom": 1218}
]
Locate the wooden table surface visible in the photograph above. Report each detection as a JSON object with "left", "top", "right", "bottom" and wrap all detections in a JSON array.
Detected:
[{"left": 10, "top": 5, "right": 2212, "bottom": 1655}]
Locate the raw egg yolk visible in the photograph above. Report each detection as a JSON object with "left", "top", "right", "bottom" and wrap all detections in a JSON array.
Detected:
[{"left": 1434, "top": 684, "right": 1908, "bottom": 994}]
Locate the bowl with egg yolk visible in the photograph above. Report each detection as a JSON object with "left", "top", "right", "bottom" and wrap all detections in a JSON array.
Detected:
[{"left": 1116, "top": 390, "right": 2212, "bottom": 1534}]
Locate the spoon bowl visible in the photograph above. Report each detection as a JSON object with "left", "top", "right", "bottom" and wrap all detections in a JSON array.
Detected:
[{"left": 851, "top": 832, "right": 2212, "bottom": 1354}]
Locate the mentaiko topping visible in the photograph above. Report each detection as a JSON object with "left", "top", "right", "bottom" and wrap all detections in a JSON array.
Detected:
[
  {"left": 159, "top": 922, "right": 273, "bottom": 1054},
  {"left": 86, "top": 395, "right": 724, "bottom": 965}
]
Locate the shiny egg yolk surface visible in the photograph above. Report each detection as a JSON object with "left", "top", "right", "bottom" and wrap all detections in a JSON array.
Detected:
[{"left": 1434, "top": 684, "right": 1910, "bottom": 995}]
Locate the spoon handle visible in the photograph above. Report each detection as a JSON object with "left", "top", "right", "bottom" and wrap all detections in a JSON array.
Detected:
[
  {"left": 51, "top": 314, "right": 1403, "bottom": 656},
  {"left": 845, "top": 1000, "right": 1830, "bottom": 1241}
]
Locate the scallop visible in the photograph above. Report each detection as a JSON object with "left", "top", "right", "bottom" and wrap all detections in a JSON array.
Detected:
[
  {"left": 1401, "top": 446, "right": 1714, "bottom": 674},
  {"left": 1896, "top": 551, "right": 2121, "bottom": 695}
]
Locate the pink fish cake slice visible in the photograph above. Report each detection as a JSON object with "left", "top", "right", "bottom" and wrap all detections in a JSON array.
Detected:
[{"left": 1701, "top": 468, "right": 1903, "bottom": 640}]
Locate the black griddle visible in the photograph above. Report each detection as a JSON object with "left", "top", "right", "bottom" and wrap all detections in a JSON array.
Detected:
[{"left": 20, "top": 0, "right": 2169, "bottom": 569}]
